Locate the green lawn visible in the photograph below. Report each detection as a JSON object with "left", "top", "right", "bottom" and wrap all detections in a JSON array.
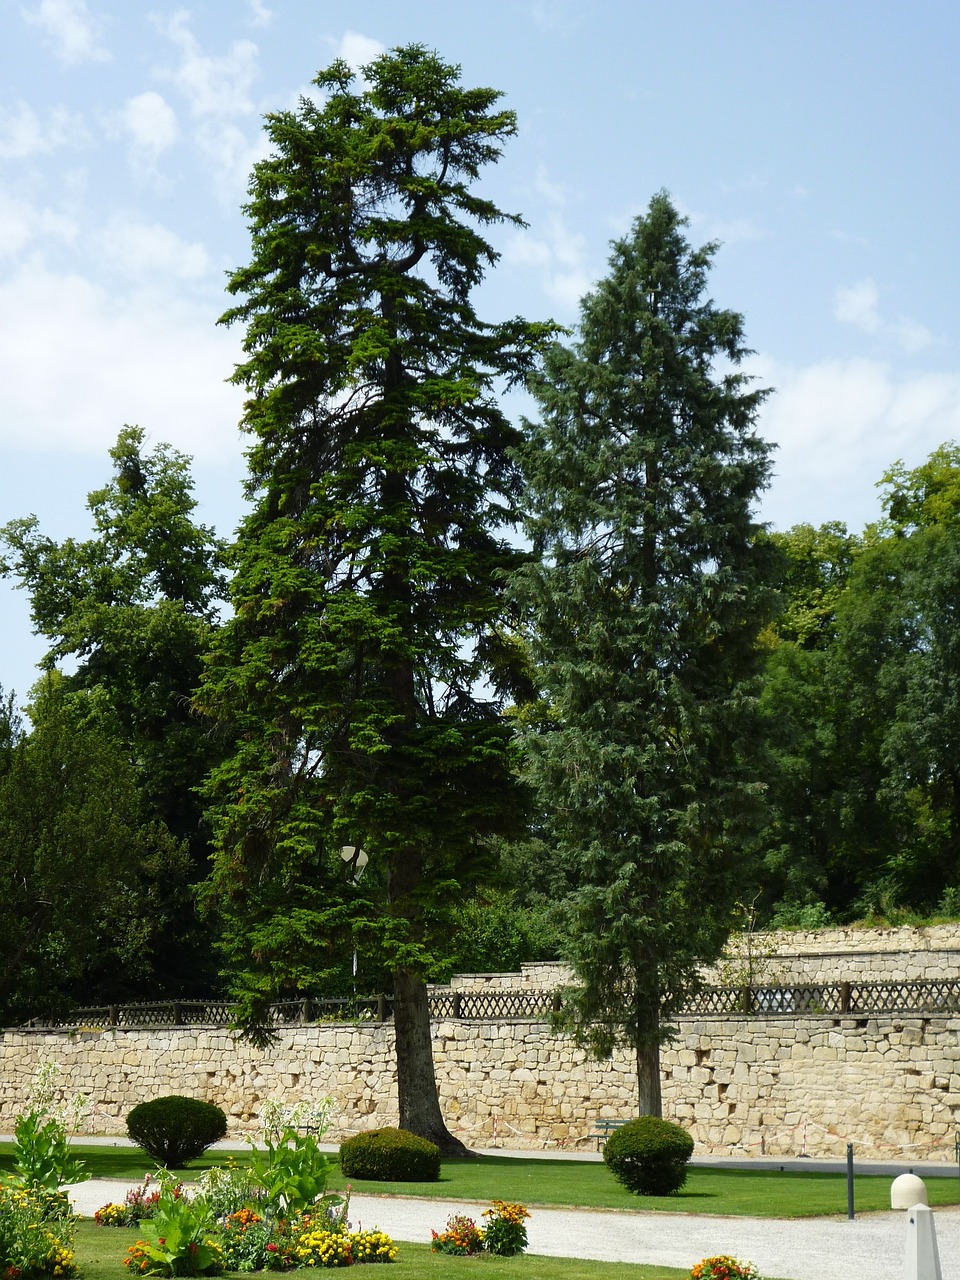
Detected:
[
  {"left": 3, "top": 1144, "right": 956, "bottom": 1218},
  {"left": 72, "top": 1219, "right": 691, "bottom": 1280}
]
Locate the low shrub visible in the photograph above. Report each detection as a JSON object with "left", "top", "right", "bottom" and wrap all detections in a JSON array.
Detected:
[
  {"left": 339, "top": 1128, "right": 440, "bottom": 1182},
  {"left": 126, "top": 1096, "right": 227, "bottom": 1167},
  {"left": 602, "top": 1115, "right": 694, "bottom": 1196}
]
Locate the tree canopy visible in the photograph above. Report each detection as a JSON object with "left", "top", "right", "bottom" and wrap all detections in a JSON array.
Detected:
[
  {"left": 513, "top": 192, "right": 776, "bottom": 1114},
  {"left": 198, "top": 45, "right": 549, "bottom": 1150}
]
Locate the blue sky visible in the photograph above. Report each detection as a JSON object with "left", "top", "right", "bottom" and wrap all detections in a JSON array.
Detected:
[{"left": 1, "top": 0, "right": 958, "bottom": 701}]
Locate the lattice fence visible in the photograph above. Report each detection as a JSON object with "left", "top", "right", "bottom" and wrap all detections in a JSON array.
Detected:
[{"left": 19, "top": 979, "right": 960, "bottom": 1030}]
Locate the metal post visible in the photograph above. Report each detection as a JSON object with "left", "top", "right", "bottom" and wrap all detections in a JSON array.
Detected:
[{"left": 847, "top": 1142, "right": 855, "bottom": 1220}]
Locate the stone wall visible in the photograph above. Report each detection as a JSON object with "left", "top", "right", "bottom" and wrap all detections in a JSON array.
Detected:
[
  {"left": 3, "top": 926, "right": 958, "bottom": 1161},
  {"left": 444, "top": 924, "right": 960, "bottom": 992},
  {"left": 2, "top": 1010, "right": 958, "bottom": 1162}
]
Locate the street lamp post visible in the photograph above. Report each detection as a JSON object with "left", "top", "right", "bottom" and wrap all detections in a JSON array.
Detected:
[{"left": 340, "top": 845, "right": 369, "bottom": 987}]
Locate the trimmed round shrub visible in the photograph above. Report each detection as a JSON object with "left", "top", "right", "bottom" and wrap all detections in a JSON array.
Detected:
[
  {"left": 602, "top": 1116, "right": 694, "bottom": 1195},
  {"left": 339, "top": 1127, "right": 441, "bottom": 1182},
  {"left": 126, "top": 1095, "right": 227, "bottom": 1167}
]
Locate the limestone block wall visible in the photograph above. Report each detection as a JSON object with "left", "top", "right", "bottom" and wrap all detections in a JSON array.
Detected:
[
  {"left": 706, "top": 923, "right": 960, "bottom": 987},
  {"left": 443, "top": 925, "right": 960, "bottom": 993},
  {"left": 2, "top": 1010, "right": 958, "bottom": 1161}
]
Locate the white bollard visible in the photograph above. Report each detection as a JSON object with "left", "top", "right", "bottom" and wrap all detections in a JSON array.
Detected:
[
  {"left": 902, "top": 1202, "right": 942, "bottom": 1280},
  {"left": 892, "top": 1173, "right": 928, "bottom": 1209}
]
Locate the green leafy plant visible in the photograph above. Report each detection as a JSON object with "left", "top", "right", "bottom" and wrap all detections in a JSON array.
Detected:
[
  {"left": 12, "top": 1108, "right": 88, "bottom": 1194},
  {"left": 602, "top": 1116, "right": 695, "bottom": 1196},
  {"left": 481, "top": 1200, "right": 530, "bottom": 1257},
  {"left": 0, "top": 1181, "right": 77, "bottom": 1278},
  {"left": 247, "top": 1125, "right": 342, "bottom": 1219},
  {"left": 430, "top": 1214, "right": 484, "bottom": 1256},
  {"left": 339, "top": 1128, "right": 440, "bottom": 1182},
  {"left": 123, "top": 1172, "right": 222, "bottom": 1276},
  {"left": 126, "top": 1096, "right": 227, "bottom": 1167}
]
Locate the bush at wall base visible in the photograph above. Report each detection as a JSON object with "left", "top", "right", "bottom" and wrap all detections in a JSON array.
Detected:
[
  {"left": 339, "top": 1128, "right": 441, "bottom": 1182},
  {"left": 602, "top": 1115, "right": 695, "bottom": 1195},
  {"left": 126, "top": 1096, "right": 227, "bottom": 1167}
]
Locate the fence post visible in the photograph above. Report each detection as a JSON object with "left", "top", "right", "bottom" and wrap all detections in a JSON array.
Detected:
[
  {"left": 108, "top": 1005, "right": 118, "bottom": 1028},
  {"left": 452, "top": 991, "right": 462, "bottom": 1018},
  {"left": 840, "top": 981, "right": 851, "bottom": 1014},
  {"left": 172, "top": 1002, "right": 182, "bottom": 1026},
  {"left": 376, "top": 994, "right": 387, "bottom": 1023},
  {"left": 301, "top": 998, "right": 312, "bottom": 1024},
  {"left": 552, "top": 992, "right": 562, "bottom": 1014}
]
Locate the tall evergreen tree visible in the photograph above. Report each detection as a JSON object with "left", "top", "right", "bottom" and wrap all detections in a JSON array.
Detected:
[
  {"left": 514, "top": 193, "right": 775, "bottom": 1115},
  {"left": 197, "top": 46, "right": 547, "bottom": 1151}
]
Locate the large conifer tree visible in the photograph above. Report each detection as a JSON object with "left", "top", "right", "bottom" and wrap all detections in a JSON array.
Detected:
[
  {"left": 198, "top": 47, "right": 546, "bottom": 1151},
  {"left": 514, "top": 193, "right": 775, "bottom": 1115}
]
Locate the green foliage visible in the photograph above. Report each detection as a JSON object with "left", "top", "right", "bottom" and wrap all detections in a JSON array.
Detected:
[
  {"left": 12, "top": 1109, "right": 87, "bottom": 1193},
  {"left": 125, "top": 1171, "right": 222, "bottom": 1276},
  {"left": 0, "top": 1181, "right": 77, "bottom": 1279},
  {"left": 126, "top": 1097, "right": 227, "bottom": 1168},
  {"left": 339, "top": 1128, "right": 441, "bottom": 1182},
  {"left": 0, "top": 679, "right": 190, "bottom": 1025},
  {"left": 0, "top": 427, "right": 228, "bottom": 1001},
  {"left": 246, "top": 1125, "right": 340, "bottom": 1218},
  {"left": 197, "top": 44, "right": 549, "bottom": 1146},
  {"left": 480, "top": 1201, "right": 530, "bottom": 1257},
  {"left": 602, "top": 1117, "right": 694, "bottom": 1196},
  {"left": 513, "top": 192, "right": 775, "bottom": 1112},
  {"left": 753, "top": 445, "right": 960, "bottom": 924},
  {"left": 446, "top": 888, "right": 562, "bottom": 975}
]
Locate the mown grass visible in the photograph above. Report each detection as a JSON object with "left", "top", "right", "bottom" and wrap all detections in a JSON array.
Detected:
[
  {"left": 71, "top": 1219, "right": 692, "bottom": 1280},
  {"left": 323, "top": 1156, "right": 960, "bottom": 1217},
  {"left": 3, "top": 1144, "right": 956, "bottom": 1218}
]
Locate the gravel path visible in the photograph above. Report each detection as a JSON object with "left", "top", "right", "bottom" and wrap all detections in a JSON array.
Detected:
[{"left": 68, "top": 1178, "right": 960, "bottom": 1280}]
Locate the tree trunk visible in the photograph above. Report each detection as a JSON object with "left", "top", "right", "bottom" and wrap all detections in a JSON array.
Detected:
[
  {"left": 392, "top": 967, "right": 470, "bottom": 1155},
  {"left": 636, "top": 1038, "right": 663, "bottom": 1117}
]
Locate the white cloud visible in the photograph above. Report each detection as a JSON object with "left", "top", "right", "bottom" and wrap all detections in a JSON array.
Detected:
[
  {"left": 834, "top": 278, "right": 881, "bottom": 333},
  {"left": 833, "top": 277, "right": 933, "bottom": 354},
  {"left": 153, "top": 11, "right": 264, "bottom": 200},
  {"left": 752, "top": 355, "right": 960, "bottom": 530},
  {"left": 157, "top": 10, "right": 259, "bottom": 119},
  {"left": 22, "top": 0, "right": 110, "bottom": 66},
  {"left": 0, "top": 263, "right": 244, "bottom": 459},
  {"left": 248, "top": 0, "right": 272, "bottom": 27},
  {"left": 94, "top": 215, "right": 210, "bottom": 281},
  {"left": 332, "top": 31, "right": 386, "bottom": 78},
  {"left": 0, "top": 193, "right": 77, "bottom": 257},
  {"left": 119, "top": 91, "right": 179, "bottom": 169},
  {"left": 503, "top": 214, "right": 592, "bottom": 315},
  {"left": 675, "top": 198, "right": 768, "bottom": 247},
  {"left": 0, "top": 101, "right": 81, "bottom": 160}
]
